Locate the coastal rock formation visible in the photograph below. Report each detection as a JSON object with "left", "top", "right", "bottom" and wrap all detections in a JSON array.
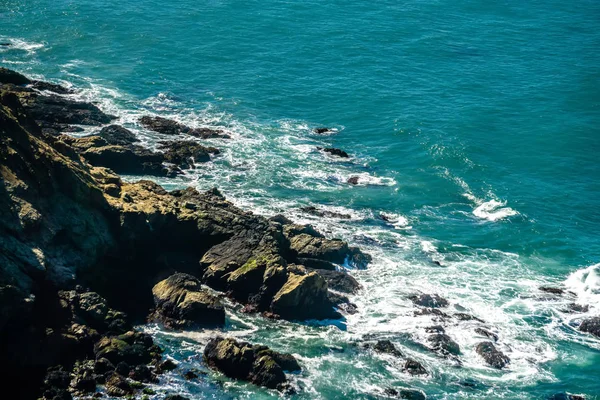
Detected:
[
  {"left": 0, "top": 67, "right": 31, "bottom": 85},
  {"left": 0, "top": 69, "right": 369, "bottom": 397},
  {"left": 317, "top": 147, "right": 349, "bottom": 158},
  {"left": 203, "top": 337, "right": 300, "bottom": 391},
  {"left": 409, "top": 294, "right": 449, "bottom": 308},
  {"left": 149, "top": 273, "right": 225, "bottom": 328},
  {"left": 385, "top": 387, "right": 427, "bottom": 399},
  {"left": 139, "top": 115, "right": 231, "bottom": 139}
]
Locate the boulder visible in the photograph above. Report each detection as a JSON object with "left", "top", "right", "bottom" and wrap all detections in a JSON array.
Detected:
[
  {"left": 427, "top": 334, "right": 460, "bottom": 356},
  {"left": 579, "top": 317, "right": 600, "bottom": 338},
  {"left": 318, "top": 147, "right": 349, "bottom": 158},
  {"left": 300, "top": 205, "right": 351, "bottom": 219},
  {"left": 0, "top": 67, "right": 31, "bottom": 85},
  {"left": 370, "top": 340, "right": 403, "bottom": 357},
  {"left": 150, "top": 273, "right": 225, "bottom": 328},
  {"left": 203, "top": 337, "right": 299, "bottom": 391},
  {"left": 475, "top": 342, "right": 510, "bottom": 369},
  {"left": 98, "top": 125, "right": 139, "bottom": 145},
  {"left": 347, "top": 176, "right": 360, "bottom": 185},
  {"left": 287, "top": 233, "right": 370, "bottom": 268},
  {"left": 271, "top": 272, "right": 340, "bottom": 320},
  {"left": 404, "top": 359, "right": 427, "bottom": 375},
  {"left": 409, "top": 294, "right": 449, "bottom": 308},
  {"left": 158, "top": 140, "right": 220, "bottom": 168},
  {"left": 474, "top": 327, "right": 498, "bottom": 342},
  {"left": 139, "top": 115, "right": 230, "bottom": 139},
  {"left": 385, "top": 387, "right": 427, "bottom": 400},
  {"left": 307, "top": 268, "right": 361, "bottom": 293},
  {"left": 313, "top": 127, "right": 332, "bottom": 134},
  {"left": 105, "top": 372, "right": 133, "bottom": 397},
  {"left": 539, "top": 286, "right": 565, "bottom": 295},
  {"left": 93, "top": 334, "right": 154, "bottom": 366},
  {"left": 548, "top": 393, "right": 586, "bottom": 400}
]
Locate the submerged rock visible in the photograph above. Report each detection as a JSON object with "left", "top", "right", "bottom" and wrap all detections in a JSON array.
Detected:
[
  {"left": 300, "top": 205, "right": 352, "bottom": 219},
  {"left": 347, "top": 176, "right": 360, "bottom": 185},
  {"left": 317, "top": 147, "right": 349, "bottom": 158},
  {"left": 539, "top": 286, "right": 565, "bottom": 295},
  {"left": 370, "top": 340, "right": 404, "bottom": 358},
  {"left": 548, "top": 393, "right": 586, "bottom": 400},
  {"left": 404, "top": 359, "right": 428, "bottom": 375},
  {"left": 579, "top": 317, "right": 600, "bottom": 338},
  {"left": 203, "top": 337, "right": 299, "bottom": 391},
  {"left": 474, "top": 327, "right": 499, "bottom": 342},
  {"left": 149, "top": 273, "right": 225, "bottom": 329},
  {"left": 427, "top": 334, "right": 460, "bottom": 356},
  {"left": 385, "top": 387, "right": 427, "bottom": 400},
  {"left": 475, "top": 341, "right": 510, "bottom": 369},
  {"left": 313, "top": 127, "right": 333, "bottom": 134}
]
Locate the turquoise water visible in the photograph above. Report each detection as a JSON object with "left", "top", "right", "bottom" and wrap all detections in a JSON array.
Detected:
[{"left": 2, "top": 1, "right": 600, "bottom": 398}]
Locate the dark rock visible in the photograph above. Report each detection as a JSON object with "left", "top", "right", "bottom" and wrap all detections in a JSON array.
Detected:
[
  {"left": 454, "top": 313, "right": 484, "bottom": 322},
  {"left": 298, "top": 257, "right": 338, "bottom": 271},
  {"left": 269, "top": 214, "right": 293, "bottom": 225},
  {"left": 414, "top": 308, "right": 450, "bottom": 318},
  {"left": 183, "top": 370, "right": 198, "bottom": 380},
  {"left": 308, "top": 268, "right": 361, "bottom": 294},
  {"left": 158, "top": 140, "right": 220, "bottom": 168},
  {"left": 93, "top": 336, "right": 154, "bottom": 366},
  {"left": 427, "top": 334, "right": 460, "bottom": 356},
  {"left": 32, "top": 80, "right": 74, "bottom": 94},
  {"left": 203, "top": 337, "right": 299, "bottom": 391},
  {"left": 0, "top": 67, "right": 31, "bottom": 85},
  {"left": 94, "top": 358, "right": 115, "bottom": 374},
  {"left": 157, "top": 359, "right": 178, "bottom": 373},
  {"left": 347, "top": 176, "right": 360, "bottom": 185},
  {"left": 164, "top": 395, "right": 190, "bottom": 400},
  {"left": 474, "top": 328, "right": 498, "bottom": 342},
  {"left": 409, "top": 294, "right": 449, "bottom": 308},
  {"left": 313, "top": 127, "right": 332, "bottom": 134},
  {"left": 372, "top": 340, "right": 403, "bottom": 357},
  {"left": 22, "top": 92, "right": 114, "bottom": 126},
  {"left": 300, "top": 205, "right": 352, "bottom": 219},
  {"left": 318, "top": 147, "right": 349, "bottom": 158},
  {"left": 98, "top": 125, "right": 139, "bottom": 145},
  {"left": 539, "top": 286, "right": 565, "bottom": 295},
  {"left": 139, "top": 115, "right": 184, "bottom": 135},
  {"left": 475, "top": 341, "right": 510, "bottom": 369},
  {"left": 404, "top": 359, "right": 427, "bottom": 375},
  {"left": 105, "top": 372, "right": 133, "bottom": 397},
  {"left": 548, "top": 393, "right": 586, "bottom": 400},
  {"left": 563, "top": 303, "right": 589, "bottom": 313},
  {"left": 129, "top": 365, "right": 156, "bottom": 383},
  {"left": 385, "top": 387, "right": 426, "bottom": 400},
  {"left": 424, "top": 325, "right": 445, "bottom": 333},
  {"left": 115, "top": 361, "right": 130, "bottom": 376},
  {"left": 187, "top": 127, "right": 231, "bottom": 139},
  {"left": 579, "top": 317, "right": 600, "bottom": 338},
  {"left": 149, "top": 273, "right": 225, "bottom": 329}
]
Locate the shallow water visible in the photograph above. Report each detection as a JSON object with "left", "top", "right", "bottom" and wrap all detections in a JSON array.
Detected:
[{"left": 2, "top": 0, "right": 600, "bottom": 398}]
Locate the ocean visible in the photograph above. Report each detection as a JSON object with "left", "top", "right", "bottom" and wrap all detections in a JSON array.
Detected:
[{"left": 2, "top": 0, "right": 599, "bottom": 398}]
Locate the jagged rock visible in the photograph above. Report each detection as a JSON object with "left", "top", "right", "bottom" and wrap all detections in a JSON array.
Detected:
[
  {"left": 139, "top": 115, "right": 230, "bottom": 138},
  {"left": 158, "top": 140, "right": 220, "bottom": 168},
  {"left": 579, "top": 317, "right": 600, "bottom": 338},
  {"left": 307, "top": 268, "right": 361, "bottom": 293},
  {"left": 475, "top": 342, "right": 509, "bottom": 369},
  {"left": 414, "top": 308, "right": 450, "bottom": 318},
  {"left": 454, "top": 313, "right": 484, "bottom": 322},
  {"left": 164, "top": 395, "right": 190, "bottom": 400},
  {"left": 313, "top": 127, "right": 332, "bottom": 134},
  {"left": 271, "top": 272, "right": 340, "bottom": 320},
  {"left": 347, "top": 176, "right": 360, "bottom": 185},
  {"left": 539, "top": 286, "right": 565, "bottom": 295},
  {"left": 150, "top": 273, "right": 225, "bottom": 328},
  {"left": 98, "top": 125, "right": 139, "bottom": 145},
  {"left": 31, "top": 80, "right": 74, "bottom": 94},
  {"left": 203, "top": 337, "right": 299, "bottom": 391},
  {"left": 105, "top": 372, "right": 133, "bottom": 397},
  {"left": 427, "top": 334, "right": 460, "bottom": 356},
  {"left": 269, "top": 214, "right": 293, "bottom": 225},
  {"left": 317, "top": 147, "right": 349, "bottom": 158},
  {"left": 424, "top": 325, "right": 445, "bottom": 333},
  {"left": 385, "top": 387, "right": 426, "bottom": 400},
  {"left": 404, "top": 359, "right": 427, "bottom": 375},
  {"left": 0, "top": 67, "right": 31, "bottom": 85},
  {"left": 474, "top": 327, "right": 498, "bottom": 342},
  {"left": 93, "top": 335, "right": 154, "bottom": 366},
  {"left": 409, "top": 294, "right": 448, "bottom": 308},
  {"left": 300, "top": 205, "right": 351, "bottom": 219},
  {"left": 548, "top": 393, "right": 586, "bottom": 400},
  {"left": 369, "top": 340, "right": 403, "bottom": 357},
  {"left": 286, "top": 232, "right": 370, "bottom": 268}
]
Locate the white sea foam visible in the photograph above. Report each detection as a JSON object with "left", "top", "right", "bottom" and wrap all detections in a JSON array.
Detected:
[
  {"left": 473, "top": 199, "right": 519, "bottom": 222},
  {"left": 565, "top": 263, "right": 600, "bottom": 311},
  {"left": 0, "top": 37, "right": 45, "bottom": 54}
]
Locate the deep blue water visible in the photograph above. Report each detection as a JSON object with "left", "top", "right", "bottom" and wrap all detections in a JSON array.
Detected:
[{"left": 2, "top": 1, "right": 600, "bottom": 399}]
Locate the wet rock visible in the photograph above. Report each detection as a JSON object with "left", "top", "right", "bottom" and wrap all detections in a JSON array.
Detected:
[
  {"left": 317, "top": 147, "right": 349, "bottom": 158},
  {"left": 579, "top": 317, "right": 600, "bottom": 338},
  {"left": 563, "top": 303, "right": 589, "bottom": 313},
  {"left": 139, "top": 115, "right": 229, "bottom": 138},
  {"left": 0, "top": 67, "right": 31, "bottom": 85},
  {"left": 23, "top": 92, "right": 114, "bottom": 126},
  {"left": 454, "top": 313, "right": 484, "bottom": 322},
  {"left": 539, "top": 286, "right": 565, "bottom": 295},
  {"left": 475, "top": 341, "right": 510, "bottom": 369},
  {"left": 187, "top": 127, "right": 231, "bottom": 139},
  {"left": 409, "top": 294, "right": 449, "bottom": 308},
  {"left": 158, "top": 140, "right": 220, "bottom": 168},
  {"left": 298, "top": 257, "right": 338, "bottom": 270},
  {"left": 128, "top": 365, "right": 156, "bottom": 383},
  {"left": 157, "top": 359, "right": 178, "bottom": 373},
  {"left": 404, "top": 359, "right": 427, "bottom": 375},
  {"left": 347, "top": 176, "right": 360, "bottom": 185},
  {"left": 94, "top": 358, "right": 115, "bottom": 374},
  {"left": 385, "top": 387, "right": 427, "bottom": 400},
  {"left": 371, "top": 340, "right": 403, "bottom": 357},
  {"left": 474, "top": 327, "right": 498, "bottom": 342},
  {"left": 271, "top": 272, "right": 340, "bottom": 320},
  {"left": 313, "top": 127, "right": 333, "bottom": 134},
  {"left": 31, "top": 80, "right": 74, "bottom": 95},
  {"left": 98, "top": 125, "right": 139, "bottom": 145},
  {"left": 424, "top": 325, "right": 445, "bottom": 333},
  {"left": 300, "top": 205, "right": 352, "bottom": 219},
  {"left": 548, "top": 393, "right": 586, "bottom": 400},
  {"left": 150, "top": 273, "right": 225, "bottom": 329},
  {"left": 427, "top": 334, "right": 461, "bottom": 356},
  {"left": 183, "top": 370, "right": 198, "bottom": 380},
  {"left": 308, "top": 268, "right": 361, "bottom": 294},
  {"left": 164, "top": 395, "right": 190, "bottom": 400},
  {"left": 93, "top": 335, "right": 154, "bottom": 366},
  {"left": 414, "top": 308, "right": 450, "bottom": 318},
  {"left": 269, "top": 214, "right": 293, "bottom": 225},
  {"left": 286, "top": 230, "right": 371, "bottom": 269},
  {"left": 203, "top": 337, "right": 299, "bottom": 391},
  {"left": 105, "top": 372, "right": 133, "bottom": 397}
]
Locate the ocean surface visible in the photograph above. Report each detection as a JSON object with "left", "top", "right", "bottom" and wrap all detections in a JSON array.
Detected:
[{"left": 2, "top": 0, "right": 600, "bottom": 398}]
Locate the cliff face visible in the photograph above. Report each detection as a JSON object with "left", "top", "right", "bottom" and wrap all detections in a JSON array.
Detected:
[{"left": 0, "top": 70, "right": 368, "bottom": 398}]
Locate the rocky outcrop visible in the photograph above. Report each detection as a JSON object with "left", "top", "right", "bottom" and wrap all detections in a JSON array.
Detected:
[
  {"left": 0, "top": 67, "right": 31, "bottom": 85},
  {"left": 317, "top": 147, "right": 349, "bottom": 158},
  {"left": 409, "top": 294, "right": 449, "bottom": 308},
  {"left": 475, "top": 341, "right": 510, "bottom": 369},
  {"left": 149, "top": 273, "right": 225, "bottom": 328},
  {"left": 300, "top": 205, "right": 351, "bottom": 219},
  {"left": 158, "top": 140, "right": 220, "bottom": 168},
  {"left": 579, "top": 317, "right": 600, "bottom": 338},
  {"left": 139, "top": 115, "right": 230, "bottom": 139},
  {"left": 385, "top": 387, "right": 427, "bottom": 400},
  {"left": 427, "top": 334, "right": 460, "bottom": 356},
  {"left": 0, "top": 69, "right": 369, "bottom": 397},
  {"left": 313, "top": 127, "right": 333, "bottom": 134},
  {"left": 203, "top": 337, "right": 300, "bottom": 391}
]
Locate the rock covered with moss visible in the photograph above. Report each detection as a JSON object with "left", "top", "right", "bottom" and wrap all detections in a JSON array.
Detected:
[{"left": 203, "top": 337, "right": 300, "bottom": 391}]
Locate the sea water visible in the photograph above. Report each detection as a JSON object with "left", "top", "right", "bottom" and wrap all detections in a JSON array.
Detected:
[{"left": 2, "top": 0, "right": 599, "bottom": 398}]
